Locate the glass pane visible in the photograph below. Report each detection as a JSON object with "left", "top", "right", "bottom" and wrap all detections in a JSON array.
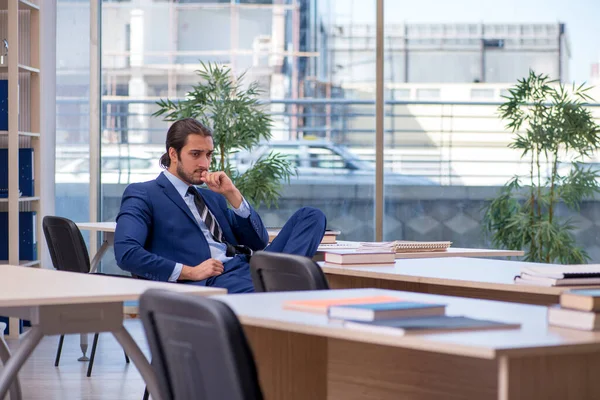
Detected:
[
  {"left": 98, "top": 0, "right": 377, "bottom": 279},
  {"left": 383, "top": 1, "right": 600, "bottom": 264},
  {"left": 56, "top": 1, "right": 91, "bottom": 244}
]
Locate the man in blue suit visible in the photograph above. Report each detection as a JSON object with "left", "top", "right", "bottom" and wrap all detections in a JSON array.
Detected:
[{"left": 114, "top": 118, "right": 327, "bottom": 293}]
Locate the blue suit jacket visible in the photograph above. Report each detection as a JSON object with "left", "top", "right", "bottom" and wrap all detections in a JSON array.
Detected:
[{"left": 114, "top": 172, "right": 269, "bottom": 282}]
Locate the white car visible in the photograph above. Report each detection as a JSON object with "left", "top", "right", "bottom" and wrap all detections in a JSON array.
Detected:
[
  {"left": 234, "top": 140, "right": 436, "bottom": 185},
  {"left": 56, "top": 154, "right": 163, "bottom": 184}
]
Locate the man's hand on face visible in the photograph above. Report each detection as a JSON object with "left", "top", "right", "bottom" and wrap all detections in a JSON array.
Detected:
[{"left": 200, "top": 171, "right": 243, "bottom": 208}]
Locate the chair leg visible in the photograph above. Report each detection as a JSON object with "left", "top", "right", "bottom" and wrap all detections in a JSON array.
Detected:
[
  {"left": 86, "top": 333, "right": 99, "bottom": 377},
  {"left": 124, "top": 350, "right": 130, "bottom": 364},
  {"left": 54, "top": 335, "right": 65, "bottom": 367},
  {"left": 142, "top": 387, "right": 149, "bottom": 400}
]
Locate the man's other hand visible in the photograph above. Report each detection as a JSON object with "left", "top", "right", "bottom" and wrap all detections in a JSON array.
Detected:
[{"left": 179, "top": 258, "right": 224, "bottom": 281}]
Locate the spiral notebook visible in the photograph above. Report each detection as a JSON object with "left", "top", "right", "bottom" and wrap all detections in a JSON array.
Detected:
[
  {"left": 359, "top": 240, "right": 452, "bottom": 253},
  {"left": 515, "top": 265, "right": 600, "bottom": 287}
]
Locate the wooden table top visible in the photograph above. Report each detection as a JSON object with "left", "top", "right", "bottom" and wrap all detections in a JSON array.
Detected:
[
  {"left": 76, "top": 222, "right": 117, "bottom": 232},
  {"left": 0, "top": 264, "right": 225, "bottom": 307},
  {"left": 320, "top": 257, "right": 600, "bottom": 296},
  {"left": 217, "top": 288, "right": 600, "bottom": 360}
]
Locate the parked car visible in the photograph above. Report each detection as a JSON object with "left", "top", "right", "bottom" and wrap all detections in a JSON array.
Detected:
[
  {"left": 233, "top": 140, "right": 436, "bottom": 185},
  {"left": 56, "top": 151, "right": 163, "bottom": 184}
]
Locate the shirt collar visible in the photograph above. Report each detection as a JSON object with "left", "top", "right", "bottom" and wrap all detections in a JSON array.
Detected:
[{"left": 163, "top": 170, "right": 193, "bottom": 199}]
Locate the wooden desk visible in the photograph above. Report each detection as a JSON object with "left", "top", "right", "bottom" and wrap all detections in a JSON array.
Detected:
[
  {"left": 0, "top": 265, "right": 225, "bottom": 400},
  {"left": 76, "top": 222, "right": 117, "bottom": 273},
  {"left": 217, "top": 288, "right": 600, "bottom": 400},
  {"left": 321, "top": 257, "right": 600, "bottom": 306},
  {"left": 316, "top": 241, "right": 524, "bottom": 260}
]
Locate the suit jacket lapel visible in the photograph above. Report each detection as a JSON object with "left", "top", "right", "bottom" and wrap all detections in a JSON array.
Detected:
[{"left": 156, "top": 173, "right": 200, "bottom": 229}]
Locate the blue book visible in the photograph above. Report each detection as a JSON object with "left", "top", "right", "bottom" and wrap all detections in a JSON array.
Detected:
[
  {"left": 0, "top": 211, "right": 37, "bottom": 261},
  {"left": 0, "top": 80, "right": 7, "bottom": 130},
  {"left": 343, "top": 315, "right": 520, "bottom": 335},
  {"left": 0, "top": 148, "right": 34, "bottom": 197},
  {"left": 328, "top": 301, "right": 446, "bottom": 321},
  {"left": 0, "top": 316, "right": 23, "bottom": 336}
]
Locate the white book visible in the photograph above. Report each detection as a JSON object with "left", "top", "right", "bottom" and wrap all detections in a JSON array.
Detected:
[
  {"left": 515, "top": 275, "right": 600, "bottom": 287},
  {"left": 520, "top": 265, "right": 600, "bottom": 279},
  {"left": 547, "top": 306, "right": 600, "bottom": 331}
]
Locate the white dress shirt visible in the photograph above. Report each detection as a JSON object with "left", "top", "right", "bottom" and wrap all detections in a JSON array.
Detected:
[{"left": 163, "top": 170, "right": 251, "bottom": 281}]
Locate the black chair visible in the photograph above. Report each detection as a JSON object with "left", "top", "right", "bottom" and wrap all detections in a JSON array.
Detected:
[
  {"left": 249, "top": 251, "right": 330, "bottom": 292},
  {"left": 42, "top": 215, "right": 130, "bottom": 377},
  {"left": 139, "top": 288, "right": 263, "bottom": 400}
]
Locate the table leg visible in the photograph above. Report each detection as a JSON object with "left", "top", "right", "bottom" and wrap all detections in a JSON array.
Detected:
[
  {"left": 112, "top": 326, "right": 163, "bottom": 400},
  {"left": 89, "top": 239, "right": 110, "bottom": 274},
  {"left": 80, "top": 231, "right": 114, "bottom": 360},
  {"left": 0, "top": 327, "right": 43, "bottom": 400},
  {"left": 77, "top": 334, "right": 89, "bottom": 362},
  {"left": 0, "top": 334, "right": 22, "bottom": 400}
]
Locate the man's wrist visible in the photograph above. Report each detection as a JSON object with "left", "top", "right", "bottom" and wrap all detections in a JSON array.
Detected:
[
  {"left": 225, "top": 188, "right": 243, "bottom": 209},
  {"left": 178, "top": 265, "right": 192, "bottom": 281}
]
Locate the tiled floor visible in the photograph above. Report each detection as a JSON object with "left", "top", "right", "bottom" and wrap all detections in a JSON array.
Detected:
[{"left": 3, "top": 320, "right": 148, "bottom": 400}]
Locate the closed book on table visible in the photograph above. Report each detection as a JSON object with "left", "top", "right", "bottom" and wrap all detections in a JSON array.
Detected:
[
  {"left": 343, "top": 315, "right": 520, "bottom": 335},
  {"left": 268, "top": 228, "right": 340, "bottom": 244},
  {"left": 324, "top": 249, "right": 395, "bottom": 265},
  {"left": 515, "top": 275, "right": 600, "bottom": 287},
  {"left": 283, "top": 295, "right": 402, "bottom": 314},
  {"left": 520, "top": 265, "right": 600, "bottom": 279},
  {"left": 547, "top": 305, "right": 600, "bottom": 331},
  {"left": 359, "top": 240, "right": 452, "bottom": 253},
  {"left": 328, "top": 301, "right": 446, "bottom": 321},
  {"left": 560, "top": 289, "right": 600, "bottom": 312}
]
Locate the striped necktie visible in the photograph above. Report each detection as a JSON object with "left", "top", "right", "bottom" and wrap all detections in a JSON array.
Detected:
[{"left": 187, "top": 186, "right": 223, "bottom": 243}]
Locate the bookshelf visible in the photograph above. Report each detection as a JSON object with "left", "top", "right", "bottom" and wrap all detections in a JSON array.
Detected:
[{"left": 0, "top": 0, "right": 41, "bottom": 338}]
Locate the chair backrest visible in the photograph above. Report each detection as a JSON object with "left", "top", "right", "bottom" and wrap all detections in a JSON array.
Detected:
[
  {"left": 139, "top": 289, "right": 263, "bottom": 400},
  {"left": 249, "top": 251, "right": 330, "bottom": 292},
  {"left": 42, "top": 215, "right": 90, "bottom": 274}
]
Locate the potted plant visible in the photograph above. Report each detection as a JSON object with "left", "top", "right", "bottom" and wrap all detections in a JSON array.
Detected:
[
  {"left": 153, "top": 62, "right": 295, "bottom": 207},
  {"left": 483, "top": 70, "right": 600, "bottom": 264}
]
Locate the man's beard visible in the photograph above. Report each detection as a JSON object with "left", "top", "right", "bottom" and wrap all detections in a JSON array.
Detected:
[{"left": 177, "top": 162, "right": 204, "bottom": 186}]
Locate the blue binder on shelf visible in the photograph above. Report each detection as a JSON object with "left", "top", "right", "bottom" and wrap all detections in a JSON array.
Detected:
[
  {"left": 0, "top": 79, "right": 7, "bottom": 130},
  {"left": 0, "top": 317, "right": 23, "bottom": 336},
  {"left": 0, "top": 211, "right": 38, "bottom": 261},
  {"left": 0, "top": 148, "right": 34, "bottom": 198}
]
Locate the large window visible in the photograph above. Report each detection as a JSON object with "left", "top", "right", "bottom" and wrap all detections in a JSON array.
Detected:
[
  {"left": 94, "top": 0, "right": 376, "bottom": 273},
  {"left": 381, "top": 0, "right": 600, "bottom": 260},
  {"left": 56, "top": 0, "right": 600, "bottom": 268}
]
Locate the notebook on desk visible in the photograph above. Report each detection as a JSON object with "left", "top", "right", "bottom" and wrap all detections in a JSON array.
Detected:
[
  {"left": 269, "top": 228, "right": 341, "bottom": 244},
  {"left": 343, "top": 315, "right": 520, "bottom": 336},
  {"left": 283, "top": 295, "right": 403, "bottom": 314},
  {"left": 359, "top": 240, "right": 452, "bottom": 253},
  {"left": 515, "top": 265, "right": 600, "bottom": 286}
]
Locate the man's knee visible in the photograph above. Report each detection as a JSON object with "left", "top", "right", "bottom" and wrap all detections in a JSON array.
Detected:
[{"left": 296, "top": 206, "right": 327, "bottom": 227}]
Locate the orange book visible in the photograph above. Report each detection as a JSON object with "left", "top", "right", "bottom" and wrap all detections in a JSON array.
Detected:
[{"left": 283, "top": 295, "right": 403, "bottom": 314}]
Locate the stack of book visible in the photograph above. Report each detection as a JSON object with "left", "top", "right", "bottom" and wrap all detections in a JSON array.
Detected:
[
  {"left": 514, "top": 265, "right": 600, "bottom": 286},
  {"left": 548, "top": 289, "right": 600, "bottom": 330},
  {"left": 268, "top": 228, "right": 341, "bottom": 244},
  {"left": 283, "top": 295, "right": 520, "bottom": 335},
  {"left": 323, "top": 249, "right": 396, "bottom": 266}
]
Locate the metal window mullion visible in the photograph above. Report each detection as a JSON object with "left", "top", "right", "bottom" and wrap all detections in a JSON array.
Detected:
[
  {"left": 89, "top": 0, "right": 101, "bottom": 255},
  {"left": 375, "top": 0, "right": 384, "bottom": 241}
]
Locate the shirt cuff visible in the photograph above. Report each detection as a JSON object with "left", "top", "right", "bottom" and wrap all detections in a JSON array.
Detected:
[
  {"left": 232, "top": 197, "right": 251, "bottom": 218},
  {"left": 169, "top": 262, "right": 183, "bottom": 282}
]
